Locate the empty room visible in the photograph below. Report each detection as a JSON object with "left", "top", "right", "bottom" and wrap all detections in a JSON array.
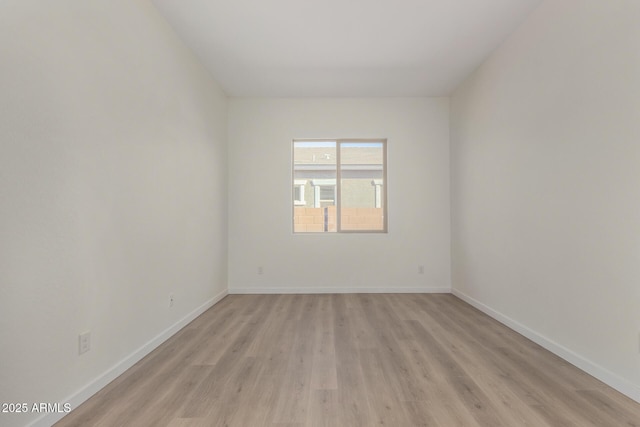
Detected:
[{"left": 1, "top": 0, "right": 639, "bottom": 426}]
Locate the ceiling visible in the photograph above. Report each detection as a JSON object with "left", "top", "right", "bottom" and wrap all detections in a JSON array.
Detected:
[{"left": 152, "top": 0, "right": 542, "bottom": 97}]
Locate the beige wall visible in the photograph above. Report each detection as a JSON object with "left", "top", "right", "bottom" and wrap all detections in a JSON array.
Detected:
[
  {"left": 451, "top": 0, "right": 640, "bottom": 401},
  {"left": 228, "top": 97, "right": 450, "bottom": 293},
  {"left": 0, "top": 1, "right": 228, "bottom": 426}
]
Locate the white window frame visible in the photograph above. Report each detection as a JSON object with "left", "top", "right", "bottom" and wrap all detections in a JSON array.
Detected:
[{"left": 292, "top": 139, "right": 387, "bottom": 233}]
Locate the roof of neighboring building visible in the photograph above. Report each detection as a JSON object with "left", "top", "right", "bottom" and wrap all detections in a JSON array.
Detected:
[{"left": 293, "top": 146, "right": 383, "bottom": 166}]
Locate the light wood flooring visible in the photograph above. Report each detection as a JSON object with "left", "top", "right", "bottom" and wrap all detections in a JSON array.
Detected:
[{"left": 55, "top": 294, "right": 640, "bottom": 427}]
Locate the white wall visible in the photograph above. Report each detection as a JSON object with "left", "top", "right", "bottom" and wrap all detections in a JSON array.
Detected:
[
  {"left": 0, "top": 1, "right": 228, "bottom": 426},
  {"left": 228, "top": 98, "right": 450, "bottom": 293},
  {"left": 451, "top": 0, "right": 640, "bottom": 401}
]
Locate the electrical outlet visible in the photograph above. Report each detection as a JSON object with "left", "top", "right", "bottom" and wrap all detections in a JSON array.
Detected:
[
  {"left": 258, "top": 266, "right": 264, "bottom": 275},
  {"left": 79, "top": 332, "right": 91, "bottom": 355},
  {"left": 418, "top": 265, "right": 424, "bottom": 274},
  {"left": 169, "top": 293, "right": 174, "bottom": 308}
]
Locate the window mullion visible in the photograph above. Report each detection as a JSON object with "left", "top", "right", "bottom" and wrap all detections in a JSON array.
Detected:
[
  {"left": 383, "top": 140, "right": 388, "bottom": 232},
  {"left": 336, "top": 140, "right": 342, "bottom": 232}
]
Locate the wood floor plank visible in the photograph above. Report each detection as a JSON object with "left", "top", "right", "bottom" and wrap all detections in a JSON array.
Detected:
[
  {"left": 343, "top": 294, "right": 378, "bottom": 350},
  {"left": 357, "top": 349, "right": 414, "bottom": 426},
  {"left": 576, "top": 389, "right": 640, "bottom": 427},
  {"left": 166, "top": 418, "right": 215, "bottom": 427},
  {"left": 211, "top": 356, "right": 265, "bottom": 427},
  {"left": 402, "top": 400, "right": 441, "bottom": 427},
  {"left": 272, "top": 295, "right": 318, "bottom": 424},
  {"left": 358, "top": 294, "right": 430, "bottom": 402},
  {"left": 239, "top": 295, "right": 306, "bottom": 427},
  {"left": 395, "top": 336, "right": 482, "bottom": 427},
  {"left": 406, "top": 319, "right": 510, "bottom": 427},
  {"left": 177, "top": 295, "right": 274, "bottom": 419},
  {"left": 331, "top": 295, "right": 374, "bottom": 427},
  {"left": 116, "top": 364, "right": 215, "bottom": 427},
  {"left": 54, "top": 294, "right": 640, "bottom": 427},
  {"left": 306, "top": 390, "right": 338, "bottom": 427},
  {"left": 309, "top": 295, "right": 338, "bottom": 391}
]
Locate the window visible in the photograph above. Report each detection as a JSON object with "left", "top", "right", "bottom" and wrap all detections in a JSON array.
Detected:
[
  {"left": 311, "top": 179, "right": 336, "bottom": 207},
  {"left": 293, "top": 180, "right": 307, "bottom": 205},
  {"left": 293, "top": 139, "right": 387, "bottom": 233}
]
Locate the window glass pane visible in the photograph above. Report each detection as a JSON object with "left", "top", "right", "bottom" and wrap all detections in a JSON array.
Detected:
[
  {"left": 339, "top": 142, "right": 384, "bottom": 231},
  {"left": 293, "top": 141, "right": 337, "bottom": 233},
  {"left": 319, "top": 186, "right": 335, "bottom": 204}
]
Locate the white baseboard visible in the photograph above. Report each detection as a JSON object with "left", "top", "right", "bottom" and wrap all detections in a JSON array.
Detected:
[
  {"left": 29, "top": 289, "right": 228, "bottom": 427},
  {"left": 229, "top": 287, "right": 452, "bottom": 294},
  {"left": 452, "top": 288, "right": 640, "bottom": 404}
]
